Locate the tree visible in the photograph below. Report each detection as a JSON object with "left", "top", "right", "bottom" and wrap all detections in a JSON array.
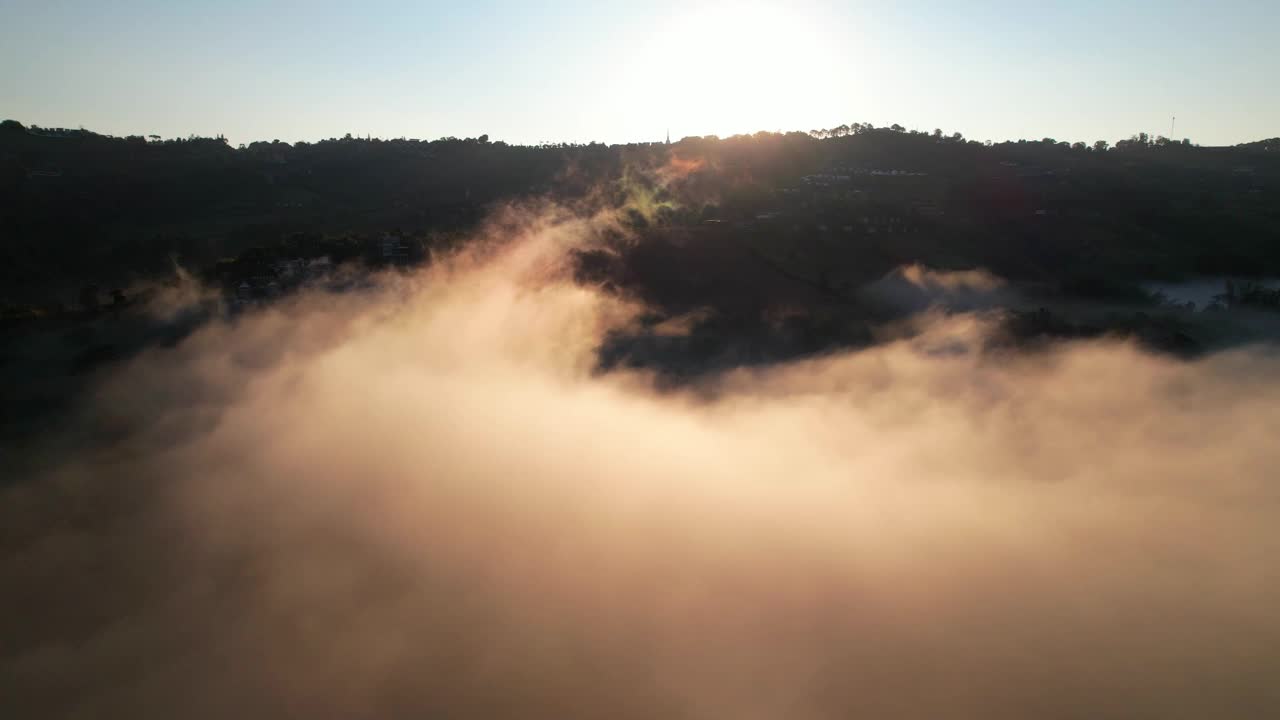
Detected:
[
  {"left": 1093, "top": 140, "right": 1109, "bottom": 152},
  {"left": 1115, "top": 133, "right": 1152, "bottom": 151},
  {"left": 889, "top": 124, "right": 905, "bottom": 133},
  {"left": 1071, "top": 142, "right": 1086, "bottom": 151}
]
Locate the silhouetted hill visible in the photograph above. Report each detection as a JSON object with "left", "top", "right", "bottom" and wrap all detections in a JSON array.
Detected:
[{"left": 2, "top": 118, "right": 1279, "bottom": 309}]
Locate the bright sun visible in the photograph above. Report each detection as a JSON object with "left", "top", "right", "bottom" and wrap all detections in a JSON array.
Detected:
[{"left": 641, "top": 2, "right": 837, "bottom": 138}]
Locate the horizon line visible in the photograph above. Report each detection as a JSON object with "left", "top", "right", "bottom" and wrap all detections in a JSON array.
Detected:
[{"left": 5, "top": 117, "right": 1276, "bottom": 150}]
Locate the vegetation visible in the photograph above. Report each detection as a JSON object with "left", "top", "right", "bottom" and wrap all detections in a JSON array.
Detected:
[
  {"left": 2, "top": 118, "right": 1278, "bottom": 351},
  {"left": 3, "top": 118, "right": 1280, "bottom": 432}
]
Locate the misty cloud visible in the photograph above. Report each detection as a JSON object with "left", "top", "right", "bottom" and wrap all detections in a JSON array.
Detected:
[
  {"left": 862, "top": 264, "right": 1011, "bottom": 314},
  {"left": 4, "top": 213, "right": 1280, "bottom": 719}
]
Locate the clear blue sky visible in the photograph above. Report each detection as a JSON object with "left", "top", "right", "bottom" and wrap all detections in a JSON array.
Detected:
[{"left": 2, "top": 0, "right": 1276, "bottom": 146}]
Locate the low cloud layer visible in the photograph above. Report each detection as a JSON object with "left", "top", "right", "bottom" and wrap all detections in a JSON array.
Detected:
[{"left": 4, "top": 211, "right": 1280, "bottom": 719}]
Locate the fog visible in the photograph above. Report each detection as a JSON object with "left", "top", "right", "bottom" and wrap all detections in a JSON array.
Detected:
[{"left": 4, "top": 206, "right": 1280, "bottom": 719}]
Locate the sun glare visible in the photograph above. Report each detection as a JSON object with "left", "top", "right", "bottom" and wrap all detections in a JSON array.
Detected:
[{"left": 641, "top": 2, "right": 837, "bottom": 138}]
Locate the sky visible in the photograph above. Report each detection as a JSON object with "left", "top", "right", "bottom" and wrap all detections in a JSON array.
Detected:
[{"left": 2, "top": 0, "right": 1277, "bottom": 147}]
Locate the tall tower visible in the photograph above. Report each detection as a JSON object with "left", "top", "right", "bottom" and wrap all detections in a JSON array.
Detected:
[{"left": 666, "top": 129, "right": 670, "bottom": 146}]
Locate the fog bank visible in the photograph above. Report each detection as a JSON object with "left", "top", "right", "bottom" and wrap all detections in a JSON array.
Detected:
[{"left": 4, "top": 214, "right": 1280, "bottom": 719}]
